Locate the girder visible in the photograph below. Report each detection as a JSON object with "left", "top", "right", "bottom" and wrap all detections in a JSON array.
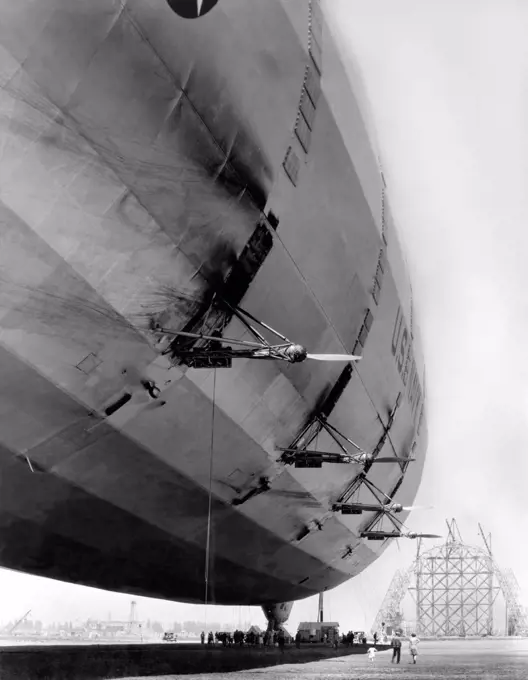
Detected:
[{"left": 372, "top": 519, "right": 526, "bottom": 637}]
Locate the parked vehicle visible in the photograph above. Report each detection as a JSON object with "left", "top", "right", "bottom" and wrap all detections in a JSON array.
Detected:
[{"left": 162, "top": 631, "right": 178, "bottom": 642}]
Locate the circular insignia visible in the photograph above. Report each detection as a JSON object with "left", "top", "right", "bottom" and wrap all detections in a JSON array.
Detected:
[{"left": 166, "top": 0, "right": 219, "bottom": 19}]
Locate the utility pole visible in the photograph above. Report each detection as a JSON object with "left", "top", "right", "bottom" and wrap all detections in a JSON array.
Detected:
[
  {"left": 318, "top": 593, "right": 324, "bottom": 623},
  {"left": 128, "top": 601, "right": 137, "bottom": 633}
]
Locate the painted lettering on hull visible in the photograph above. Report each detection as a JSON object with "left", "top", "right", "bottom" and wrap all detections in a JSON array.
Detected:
[{"left": 391, "top": 306, "right": 423, "bottom": 427}]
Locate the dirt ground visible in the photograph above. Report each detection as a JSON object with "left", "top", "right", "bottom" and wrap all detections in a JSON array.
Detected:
[{"left": 117, "top": 639, "right": 528, "bottom": 680}]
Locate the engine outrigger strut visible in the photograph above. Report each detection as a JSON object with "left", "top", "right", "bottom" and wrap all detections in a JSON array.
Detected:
[
  {"left": 278, "top": 415, "right": 412, "bottom": 468},
  {"left": 157, "top": 301, "right": 361, "bottom": 368},
  {"left": 358, "top": 498, "right": 440, "bottom": 541}
]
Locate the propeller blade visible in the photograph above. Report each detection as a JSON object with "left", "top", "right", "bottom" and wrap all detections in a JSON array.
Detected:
[
  {"left": 306, "top": 353, "right": 362, "bottom": 362},
  {"left": 371, "top": 457, "right": 414, "bottom": 463},
  {"left": 416, "top": 533, "right": 442, "bottom": 539},
  {"left": 401, "top": 505, "right": 434, "bottom": 512}
]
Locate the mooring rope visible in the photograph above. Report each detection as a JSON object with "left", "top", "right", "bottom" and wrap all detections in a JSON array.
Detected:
[{"left": 204, "top": 368, "right": 217, "bottom": 624}]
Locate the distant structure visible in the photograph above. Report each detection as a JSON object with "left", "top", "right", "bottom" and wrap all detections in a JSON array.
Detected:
[
  {"left": 128, "top": 601, "right": 137, "bottom": 633},
  {"left": 8, "top": 610, "right": 32, "bottom": 635},
  {"left": 373, "top": 569, "right": 411, "bottom": 637},
  {"left": 373, "top": 519, "right": 528, "bottom": 637},
  {"left": 318, "top": 592, "right": 324, "bottom": 623}
]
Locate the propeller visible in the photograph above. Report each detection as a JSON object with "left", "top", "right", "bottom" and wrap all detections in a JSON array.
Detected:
[
  {"left": 370, "top": 457, "right": 415, "bottom": 463},
  {"left": 337, "top": 502, "right": 431, "bottom": 514},
  {"left": 361, "top": 530, "right": 442, "bottom": 540},
  {"left": 406, "top": 532, "right": 442, "bottom": 539},
  {"left": 399, "top": 504, "right": 434, "bottom": 512},
  {"left": 306, "top": 353, "right": 362, "bottom": 362},
  {"left": 160, "top": 312, "right": 364, "bottom": 365}
]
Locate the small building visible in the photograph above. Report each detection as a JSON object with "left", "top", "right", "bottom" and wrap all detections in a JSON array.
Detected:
[
  {"left": 97, "top": 620, "right": 143, "bottom": 639},
  {"left": 297, "top": 621, "right": 339, "bottom": 643}
]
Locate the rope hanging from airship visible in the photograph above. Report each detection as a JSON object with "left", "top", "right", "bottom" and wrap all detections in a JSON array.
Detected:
[{"left": 204, "top": 367, "right": 217, "bottom": 611}]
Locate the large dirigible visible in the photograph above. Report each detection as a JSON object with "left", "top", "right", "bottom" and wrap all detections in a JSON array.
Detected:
[{"left": 0, "top": 0, "right": 429, "bottom": 633}]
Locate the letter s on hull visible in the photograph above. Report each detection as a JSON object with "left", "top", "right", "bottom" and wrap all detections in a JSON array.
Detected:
[{"left": 167, "top": 0, "right": 219, "bottom": 18}]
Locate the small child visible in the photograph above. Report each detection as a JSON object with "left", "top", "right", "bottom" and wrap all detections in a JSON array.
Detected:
[
  {"left": 367, "top": 647, "right": 377, "bottom": 663},
  {"left": 409, "top": 633, "right": 420, "bottom": 664}
]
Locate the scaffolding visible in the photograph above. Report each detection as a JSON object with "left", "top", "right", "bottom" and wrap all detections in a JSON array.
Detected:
[
  {"left": 372, "top": 567, "right": 413, "bottom": 634},
  {"left": 372, "top": 519, "right": 527, "bottom": 637},
  {"left": 493, "top": 568, "right": 527, "bottom": 636}
]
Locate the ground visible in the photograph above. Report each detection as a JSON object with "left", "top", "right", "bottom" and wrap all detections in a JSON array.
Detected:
[{"left": 117, "top": 640, "right": 528, "bottom": 680}]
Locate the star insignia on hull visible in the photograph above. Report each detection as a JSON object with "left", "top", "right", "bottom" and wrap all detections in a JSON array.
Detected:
[{"left": 167, "top": 0, "right": 219, "bottom": 18}]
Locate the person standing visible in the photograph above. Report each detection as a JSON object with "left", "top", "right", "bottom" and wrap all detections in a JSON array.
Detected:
[
  {"left": 278, "top": 628, "right": 285, "bottom": 653},
  {"left": 367, "top": 647, "right": 377, "bottom": 663},
  {"left": 391, "top": 632, "right": 401, "bottom": 664},
  {"left": 409, "top": 633, "right": 420, "bottom": 664}
]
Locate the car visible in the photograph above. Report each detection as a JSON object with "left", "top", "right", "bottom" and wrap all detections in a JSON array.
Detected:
[{"left": 162, "top": 632, "right": 177, "bottom": 642}]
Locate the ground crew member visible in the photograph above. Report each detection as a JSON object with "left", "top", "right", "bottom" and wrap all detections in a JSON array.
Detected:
[{"left": 391, "top": 632, "right": 402, "bottom": 663}]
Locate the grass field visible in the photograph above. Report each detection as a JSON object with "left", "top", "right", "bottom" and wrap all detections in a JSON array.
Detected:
[{"left": 118, "top": 639, "right": 528, "bottom": 680}]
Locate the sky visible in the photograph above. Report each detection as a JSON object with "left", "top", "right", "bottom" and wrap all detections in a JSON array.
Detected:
[{"left": 1, "top": 0, "right": 527, "bottom": 634}]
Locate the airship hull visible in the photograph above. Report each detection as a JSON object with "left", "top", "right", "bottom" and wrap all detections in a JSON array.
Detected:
[{"left": 0, "top": 0, "right": 427, "bottom": 607}]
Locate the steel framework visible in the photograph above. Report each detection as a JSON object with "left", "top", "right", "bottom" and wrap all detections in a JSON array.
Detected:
[
  {"left": 496, "top": 569, "right": 525, "bottom": 636},
  {"left": 372, "top": 519, "right": 527, "bottom": 637},
  {"left": 412, "top": 521, "right": 499, "bottom": 636},
  {"left": 372, "top": 567, "right": 413, "bottom": 635},
  {"left": 477, "top": 525, "right": 528, "bottom": 636}
]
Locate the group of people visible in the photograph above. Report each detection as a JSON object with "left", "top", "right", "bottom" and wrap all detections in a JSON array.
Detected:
[
  {"left": 367, "top": 632, "right": 420, "bottom": 665},
  {"left": 199, "top": 627, "right": 420, "bottom": 664},
  {"left": 200, "top": 629, "right": 286, "bottom": 649},
  {"left": 341, "top": 631, "right": 368, "bottom": 646}
]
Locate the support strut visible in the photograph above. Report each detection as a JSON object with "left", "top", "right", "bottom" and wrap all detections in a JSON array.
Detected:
[
  {"left": 278, "top": 409, "right": 411, "bottom": 470},
  {"left": 157, "top": 302, "right": 306, "bottom": 367},
  {"left": 155, "top": 301, "right": 360, "bottom": 368}
]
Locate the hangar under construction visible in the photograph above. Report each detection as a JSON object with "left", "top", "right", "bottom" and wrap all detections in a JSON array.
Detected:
[{"left": 373, "top": 519, "right": 528, "bottom": 638}]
